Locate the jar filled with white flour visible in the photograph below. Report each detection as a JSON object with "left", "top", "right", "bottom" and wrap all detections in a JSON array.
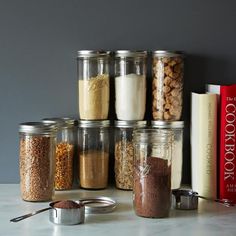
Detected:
[{"left": 114, "top": 51, "right": 147, "bottom": 120}]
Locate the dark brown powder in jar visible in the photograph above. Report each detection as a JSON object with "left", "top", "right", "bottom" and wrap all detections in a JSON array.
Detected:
[
  {"left": 133, "top": 156, "right": 171, "bottom": 218},
  {"left": 54, "top": 200, "right": 81, "bottom": 209}
]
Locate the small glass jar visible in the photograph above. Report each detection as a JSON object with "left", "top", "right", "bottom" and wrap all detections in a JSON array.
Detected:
[
  {"left": 19, "top": 122, "right": 57, "bottom": 201},
  {"left": 77, "top": 50, "right": 110, "bottom": 120},
  {"left": 78, "top": 120, "right": 110, "bottom": 189},
  {"left": 152, "top": 51, "right": 184, "bottom": 121},
  {"left": 114, "top": 120, "right": 147, "bottom": 190},
  {"left": 151, "top": 121, "right": 184, "bottom": 190},
  {"left": 43, "top": 118, "right": 77, "bottom": 191},
  {"left": 114, "top": 50, "right": 147, "bottom": 120},
  {"left": 133, "top": 129, "right": 172, "bottom": 218}
]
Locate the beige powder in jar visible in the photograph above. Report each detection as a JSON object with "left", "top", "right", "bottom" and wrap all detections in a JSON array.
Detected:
[
  {"left": 79, "top": 150, "right": 109, "bottom": 189},
  {"left": 78, "top": 74, "right": 109, "bottom": 120}
]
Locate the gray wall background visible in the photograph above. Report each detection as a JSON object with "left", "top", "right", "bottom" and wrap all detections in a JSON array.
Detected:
[{"left": 0, "top": 0, "right": 236, "bottom": 183}]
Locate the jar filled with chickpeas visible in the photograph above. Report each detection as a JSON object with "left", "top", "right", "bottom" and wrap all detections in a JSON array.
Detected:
[
  {"left": 43, "top": 118, "right": 77, "bottom": 190},
  {"left": 114, "top": 120, "right": 147, "bottom": 190},
  {"left": 152, "top": 51, "right": 184, "bottom": 121}
]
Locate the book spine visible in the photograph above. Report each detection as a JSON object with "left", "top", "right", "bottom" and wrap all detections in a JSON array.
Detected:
[
  {"left": 219, "top": 85, "right": 236, "bottom": 202},
  {"left": 191, "top": 93, "right": 217, "bottom": 198}
]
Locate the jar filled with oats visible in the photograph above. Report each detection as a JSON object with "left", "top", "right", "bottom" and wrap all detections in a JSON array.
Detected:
[
  {"left": 77, "top": 50, "right": 110, "bottom": 120},
  {"left": 19, "top": 122, "right": 57, "bottom": 201},
  {"left": 152, "top": 51, "right": 184, "bottom": 121},
  {"left": 78, "top": 120, "right": 110, "bottom": 189},
  {"left": 114, "top": 120, "right": 147, "bottom": 190},
  {"left": 42, "top": 118, "right": 77, "bottom": 191}
]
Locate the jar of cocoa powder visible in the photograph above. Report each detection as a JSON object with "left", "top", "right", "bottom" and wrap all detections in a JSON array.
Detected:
[
  {"left": 42, "top": 118, "right": 77, "bottom": 191},
  {"left": 152, "top": 51, "right": 184, "bottom": 121},
  {"left": 78, "top": 120, "right": 110, "bottom": 189},
  {"left": 133, "top": 128, "right": 172, "bottom": 218},
  {"left": 77, "top": 50, "right": 110, "bottom": 120},
  {"left": 114, "top": 120, "right": 147, "bottom": 190},
  {"left": 19, "top": 122, "right": 57, "bottom": 202}
]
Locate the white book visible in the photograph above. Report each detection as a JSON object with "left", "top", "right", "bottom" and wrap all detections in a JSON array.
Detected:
[{"left": 191, "top": 93, "right": 217, "bottom": 198}]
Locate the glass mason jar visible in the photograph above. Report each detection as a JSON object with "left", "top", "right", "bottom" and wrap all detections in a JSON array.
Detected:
[
  {"left": 152, "top": 51, "right": 184, "bottom": 121},
  {"left": 78, "top": 120, "right": 110, "bottom": 189},
  {"left": 43, "top": 118, "right": 77, "bottom": 191},
  {"left": 77, "top": 50, "right": 110, "bottom": 120},
  {"left": 114, "top": 50, "right": 147, "bottom": 120},
  {"left": 19, "top": 122, "right": 57, "bottom": 201},
  {"left": 151, "top": 121, "right": 184, "bottom": 190},
  {"left": 114, "top": 120, "right": 147, "bottom": 190},
  {"left": 133, "top": 129, "right": 172, "bottom": 218}
]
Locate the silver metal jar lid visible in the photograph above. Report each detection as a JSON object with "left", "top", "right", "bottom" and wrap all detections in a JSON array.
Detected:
[
  {"left": 79, "top": 196, "right": 117, "bottom": 214},
  {"left": 151, "top": 120, "right": 184, "bottom": 129},
  {"left": 42, "top": 117, "right": 77, "bottom": 128},
  {"left": 78, "top": 120, "right": 110, "bottom": 128},
  {"left": 114, "top": 120, "right": 147, "bottom": 128},
  {"left": 115, "top": 50, "right": 147, "bottom": 58},
  {"left": 19, "top": 122, "right": 57, "bottom": 135},
  {"left": 77, "top": 50, "right": 110, "bottom": 58},
  {"left": 152, "top": 50, "right": 184, "bottom": 58}
]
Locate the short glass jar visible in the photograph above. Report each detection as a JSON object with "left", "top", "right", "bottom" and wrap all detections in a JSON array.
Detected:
[
  {"left": 133, "top": 128, "right": 172, "bottom": 218},
  {"left": 78, "top": 120, "right": 110, "bottom": 189},
  {"left": 114, "top": 50, "right": 147, "bottom": 120},
  {"left": 77, "top": 50, "right": 110, "bottom": 120},
  {"left": 42, "top": 118, "right": 77, "bottom": 191},
  {"left": 152, "top": 50, "right": 184, "bottom": 121},
  {"left": 151, "top": 121, "right": 184, "bottom": 190},
  {"left": 19, "top": 122, "right": 57, "bottom": 201},
  {"left": 114, "top": 120, "right": 147, "bottom": 190}
]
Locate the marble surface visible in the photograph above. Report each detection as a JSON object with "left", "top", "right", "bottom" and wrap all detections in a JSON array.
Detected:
[{"left": 1, "top": 184, "right": 236, "bottom": 236}]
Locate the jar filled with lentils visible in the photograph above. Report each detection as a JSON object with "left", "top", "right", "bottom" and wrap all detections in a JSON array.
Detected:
[
  {"left": 114, "top": 120, "right": 147, "bottom": 190},
  {"left": 43, "top": 118, "right": 77, "bottom": 191},
  {"left": 19, "top": 122, "right": 57, "bottom": 201},
  {"left": 152, "top": 51, "right": 184, "bottom": 121}
]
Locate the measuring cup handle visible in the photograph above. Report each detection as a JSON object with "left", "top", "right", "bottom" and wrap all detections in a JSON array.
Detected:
[{"left": 10, "top": 207, "right": 51, "bottom": 222}]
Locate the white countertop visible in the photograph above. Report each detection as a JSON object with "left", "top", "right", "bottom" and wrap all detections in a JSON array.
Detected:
[{"left": 1, "top": 184, "right": 236, "bottom": 236}]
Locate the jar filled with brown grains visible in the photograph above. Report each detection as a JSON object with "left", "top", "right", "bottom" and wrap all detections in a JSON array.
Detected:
[
  {"left": 152, "top": 51, "right": 184, "bottom": 121},
  {"left": 42, "top": 118, "right": 77, "bottom": 191},
  {"left": 114, "top": 120, "right": 147, "bottom": 190},
  {"left": 133, "top": 129, "right": 172, "bottom": 218},
  {"left": 78, "top": 120, "right": 110, "bottom": 189},
  {"left": 77, "top": 50, "right": 110, "bottom": 120},
  {"left": 19, "top": 122, "right": 57, "bottom": 202}
]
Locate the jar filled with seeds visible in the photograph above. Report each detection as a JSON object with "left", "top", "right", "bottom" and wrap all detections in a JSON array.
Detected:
[
  {"left": 77, "top": 50, "right": 110, "bottom": 120},
  {"left": 152, "top": 51, "right": 184, "bottom": 121},
  {"left": 114, "top": 120, "right": 147, "bottom": 190},
  {"left": 43, "top": 118, "right": 77, "bottom": 191},
  {"left": 19, "top": 122, "right": 57, "bottom": 201},
  {"left": 78, "top": 120, "right": 110, "bottom": 189},
  {"left": 151, "top": 121, "right": 184, "bottom": 189}
]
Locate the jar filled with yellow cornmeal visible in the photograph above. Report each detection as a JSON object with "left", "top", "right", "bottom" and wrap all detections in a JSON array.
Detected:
[
  {"left": 77, "top": 50, "right": 110, "bottom": 120},
  {"left": 78, "top": 120, "right": 110, "bottom": 189}
]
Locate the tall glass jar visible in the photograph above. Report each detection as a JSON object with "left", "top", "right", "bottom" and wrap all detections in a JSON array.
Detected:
[
  {"left": 114, "top": 50, "right": 147, "bottom": 120},
  {"left": 43, "top": 118, "right": 77, "bottom": 191},
  {"left": 114, "top": 120, "right": 147, "bottom": 190},
  {"left": 152, "top": 51, "right": 184, "bottom": 121},
  {"left": 77, "top": 50, "right": 110, "bottom": 120},
  {"left": 19, "top": 122, "right": 57, "bottom": 201},
  {"left": 78, "top": 120, "right": 110, "bottom": 189},
  {"left": 151, "top": 121, "right": 184, "bottom": 190},
  {"left": 133, "top": 129, "right": 172, "bottom": 218}
]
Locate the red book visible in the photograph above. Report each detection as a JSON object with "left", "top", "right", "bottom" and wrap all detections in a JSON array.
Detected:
[{"left": 219, "top": 85, "right": 236, "bottom": 202}]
